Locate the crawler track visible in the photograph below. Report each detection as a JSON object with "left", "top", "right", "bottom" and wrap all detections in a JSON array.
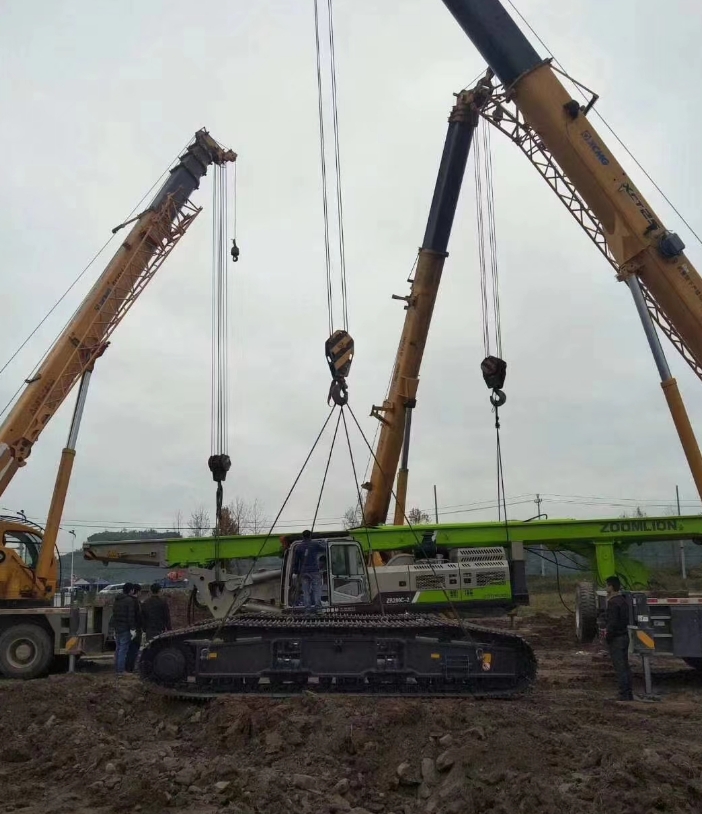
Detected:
[{"left": 139, "top": 613, "right": 537, "bottom": 698}]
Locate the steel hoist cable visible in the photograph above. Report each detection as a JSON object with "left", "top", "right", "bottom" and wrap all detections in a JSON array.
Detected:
[
  {"left": 474, "top": 118, "right": 510, "bottom": 532},
  {"left": 208, "top": 163, "right": 235, "bottom": 535},
  {"left": 210, "top": 406, "right": 338, "bottom": 635},
  {"left": 313, "top": 0, "right": 354, "bottom": 407},
  {"left": 339, "top": 407, "right": 384, "bottom": 615},
  {"left": 345, "top": 403, "right": 474, "bottom": 633},
  {"left": 311, "top": 409, "right": 343, "bottom": 532}
]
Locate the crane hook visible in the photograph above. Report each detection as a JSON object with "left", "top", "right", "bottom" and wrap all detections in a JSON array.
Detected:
[
  {"left": 230, "top": 239, "right": 240, "bottom": 263},
  {"left": 489, "top": 389, "right": 506, "bottom": 408},
  {"left": 328, "top": 376, "right": 349, "bottom": 407}
]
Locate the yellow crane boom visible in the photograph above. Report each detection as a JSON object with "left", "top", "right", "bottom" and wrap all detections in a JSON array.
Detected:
[
  {"left": 0, "top": 130, "right": 236, "bottom": 498},
  {"left": 0, "top": 129, "right": 236, "bottom": 601}
]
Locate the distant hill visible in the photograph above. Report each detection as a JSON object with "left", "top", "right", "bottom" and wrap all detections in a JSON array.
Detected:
[
  {"left": 62, "top": 528, "right": 281, "bottom": 587},
  {"left": 60, "top": 554, "right": 173, "bottom": 586},
  {"left": 62, "top": 528, "right": 180, "bottom": 586}
]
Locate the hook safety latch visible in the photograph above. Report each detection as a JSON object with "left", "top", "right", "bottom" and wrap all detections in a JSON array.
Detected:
[{"left": 325, "top": 330, "right": 354, "bottom": 406}]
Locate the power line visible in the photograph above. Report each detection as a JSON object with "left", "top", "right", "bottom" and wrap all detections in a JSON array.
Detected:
[{"left": 14, "top": 490, "right": 700, "bottom": 537}]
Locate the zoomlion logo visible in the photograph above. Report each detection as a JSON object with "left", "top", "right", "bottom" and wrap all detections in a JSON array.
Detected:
[{"left": 600, "top": 519, "right": 683, "bottom": 533}]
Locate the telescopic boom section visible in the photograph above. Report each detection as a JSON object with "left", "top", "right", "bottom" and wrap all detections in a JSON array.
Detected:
[
  {"left": 362, "top": 87, "right": 488, "bottom": 527},
  {"left": 0, "top": 130, "right": 236, "bottom": 497},
  {"left": 440, "top": 0, "right": 702, "bottom": 497},
  {"left": 442, "top": 0, "right": 702, "bottom": 360}
]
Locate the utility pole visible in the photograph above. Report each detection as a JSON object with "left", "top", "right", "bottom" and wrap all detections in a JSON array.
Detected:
[
  {"left": 535, "top": 494, "right": 545, "bottom": 577},
  {"left": 68, "top": 528, "right": 78, "bottom": 674},
  {"left": 676, "top": 485, "right": 687, "bottom": 580},
  {"left": 69, "top": 529, "right": 77, "bottom": 590},
  {"left": 433, "top": 485, "right": 439, "bottom": 524}
]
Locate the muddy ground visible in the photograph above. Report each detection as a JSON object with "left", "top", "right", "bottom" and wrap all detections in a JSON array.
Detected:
[{"left": 1, "top": 613, "right": 701, "bottom": 814}]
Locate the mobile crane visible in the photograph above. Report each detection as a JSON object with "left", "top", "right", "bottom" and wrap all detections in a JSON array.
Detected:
[
  {"left": 111, "top": 0, "right": 702, "bottom": 695},
  {"left": 0, "top": 129, "right": 236, "bottom": 678},
  {"left": 436, "top": 0, "right": 702, "bottom": 674},
  {"left": 366, "top": 0, "right": 702, "bottom": 676},
  {"left": 13, "top": 1, "right": 702, "bottom": 691},
  {"left": 365, "top": 0, "right": 702, "bottom": 528}
]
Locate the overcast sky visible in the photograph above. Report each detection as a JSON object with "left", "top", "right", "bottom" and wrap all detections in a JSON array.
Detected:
[{"left": 1, "top": 0, "right": 702, "bottom": 554}]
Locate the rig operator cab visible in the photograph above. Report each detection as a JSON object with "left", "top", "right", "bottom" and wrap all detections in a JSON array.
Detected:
[
  {"left": 0, "top": 517, "right": 46, "bottom": 604},
  {"left": 281, "top": 536, "right": 525, "bottom": 615}
]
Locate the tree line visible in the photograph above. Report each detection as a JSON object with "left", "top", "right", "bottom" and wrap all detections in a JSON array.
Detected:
[
  {"left": 86, "top": 496, "right": 436, "bottom": 548},
  {"left": 342, "top": 502, "right": 431, "bottom": 529},
  {"left": 174, "top": 497, "right": 267, "bottom": 538}
]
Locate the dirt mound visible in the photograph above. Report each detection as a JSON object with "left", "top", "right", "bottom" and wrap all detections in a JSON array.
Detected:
[{"left": 2, "top": 637, "right": 702, "bottom": 814}]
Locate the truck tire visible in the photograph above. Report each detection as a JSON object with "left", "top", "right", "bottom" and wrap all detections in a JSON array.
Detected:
[
  {"left": 684, "top": 658, "right": 702, "bottom": 671},
  {"left": 575, "top": 582, "right": 598, "bottom": 643},
  {"left": 0, "top": 623, "right": 54, "bottom": 679}
]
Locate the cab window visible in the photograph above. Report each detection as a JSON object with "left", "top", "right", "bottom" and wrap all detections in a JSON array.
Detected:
[
  {"left": 3, "top": 531, "right": 41, "bottom": 569},
  {"left": 330, "top": 543, "right": 364, "bottom": 577}
]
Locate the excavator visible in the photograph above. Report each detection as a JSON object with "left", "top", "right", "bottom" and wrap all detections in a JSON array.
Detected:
[
  {"left": 117, "top": 0, "right": 702, "bottom": 696},
  {"left": 0, "top": 129, "right": 236, "bottom": 678}
]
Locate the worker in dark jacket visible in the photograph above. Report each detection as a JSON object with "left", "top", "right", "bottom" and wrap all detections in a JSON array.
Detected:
[
  {"left": 112, "top": 583, "right": 137, "bottom": 675},
  {"left": 605, "top": 575, "right": 634, "bottom": 701},
  {"left": 292, "top": 530, "right": 326, "bottom": 612},
  {"left": 141, "top": 583, "right": 172, "bottom": 642},
  {"left": 125, "top": 583, "right": 143, "bottom": 673}
]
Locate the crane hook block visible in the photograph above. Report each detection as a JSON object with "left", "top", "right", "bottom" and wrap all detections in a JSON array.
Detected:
[
  {"left": 230, "top": 239, "right": 240, "bottom": 263},
  {"left": 325, "top": 330, "right": 354, "bottom": 379},
  {"left": 481, "top": 356, "right": 507, "bottom": 391},
  {"left": 208, "top": 453, "right": 231, "bottom": 484},
  {"left": 325, "top": 330, "right": 354, "bottom": 406}
]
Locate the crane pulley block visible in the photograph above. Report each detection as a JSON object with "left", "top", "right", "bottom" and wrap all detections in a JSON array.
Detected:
[
  {"left": 481, "top": 356, "right": 507, "bottom": 407},
  {"left": 325, "top": 330, "right": 354, "bottom": 378},
  {"left": 481, "top": 355, "right": 506, "bottom": 390},
  {"left": 208, "top": 453, "right": 231, "bottom": 484},
  {"left": 325, "top": 330, "right": 354, "bottom": 406}
]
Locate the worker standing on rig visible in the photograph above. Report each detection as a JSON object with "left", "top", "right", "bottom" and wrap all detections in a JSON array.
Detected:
[
  {"left": 293, "top": 531, "right": 326, "bottom": 613},
  {"left": 605, "top": 576, "right": 634, "bottom": 701}
]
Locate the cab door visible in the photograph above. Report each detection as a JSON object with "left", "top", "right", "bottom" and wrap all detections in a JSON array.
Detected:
[{"left": 328, "top": 541, "right": 370, "bottom": 606}]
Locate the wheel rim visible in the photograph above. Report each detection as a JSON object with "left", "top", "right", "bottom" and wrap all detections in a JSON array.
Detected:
[{"left": 7, "top": 637, "right": 39, "bottom": 670}]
